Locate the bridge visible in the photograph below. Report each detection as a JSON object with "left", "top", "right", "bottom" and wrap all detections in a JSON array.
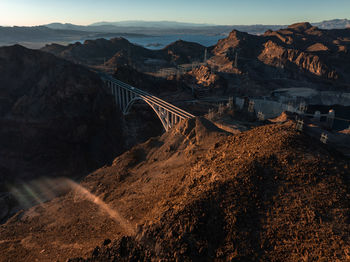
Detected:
[{"left": 101, "top": 75, "right": 195, "bottom": 131}]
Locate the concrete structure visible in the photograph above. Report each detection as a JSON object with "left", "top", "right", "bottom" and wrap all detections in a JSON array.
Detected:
[
  {"left": 102, "top": 76, "right": 195, "bottom": 131},
  {"left": 272, "top": 88, "right": 350, "bottom": 106}
]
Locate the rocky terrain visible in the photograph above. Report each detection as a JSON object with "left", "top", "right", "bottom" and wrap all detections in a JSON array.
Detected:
[
  {"left": 0, "top": 45, "right": 124, "bottom": 222},
  {"left": 1, "top": 21, "right": 350, "bottom": 262},
  {"left": 204, "top": 22, "right": 350, "bottom": 96},
  {"left": 42, "top": 38, "right": 206, "bottom": 69},
  {"left": 0, "top": 117, "right": 349, "bottom": 261},
  {"left": 41, "top": 22, "right": 350, "bottom": 99},
  {"left": 176, "top": 23, "right": 350, "bottom": 97}
]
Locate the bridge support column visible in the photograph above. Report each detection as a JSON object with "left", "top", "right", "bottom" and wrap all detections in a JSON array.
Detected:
[
  {"left": 113, "top": 84, "right": 118, "bottom": 105},
  {"left": 122, "top": 88, "right": 126, "bottom": 112},
  {"left": 129, "top": 91, "right": 132, "bottom": 104},
  {"left": 110, "top": 82, "right": 114, "bottom": 95},
  {"left": 124, "top": 90, "right": 128, "bottom": 112},
  {"left": 166, "top": 111, "right": 170, "bottom": 129},
  {"left": 119, "top": 87, "right": 123, "bottom": 111},
  {"left": 126, "top": 90, "right": 130, "bottom": 111},
  {"left": 128, "top": 91, "right": 131, "bottom": 103},
  {"left": 117, "top": 86, "right": 121, "bottom": 107}
]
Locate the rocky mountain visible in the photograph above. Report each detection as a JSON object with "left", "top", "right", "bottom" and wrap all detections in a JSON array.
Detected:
[
  {"left": 202, "top": 22, "right": 350, "bottom": 96},
  {"left": 42, "top": 22, "right": 350, "bottom": 97},
  {"left": 162, "top": 40, "right": 207, "bottom": 64},
  {"left": 2, "top": 19, "right": 348, "bottom": 49},
  {"left": 41, "top": 37, "right": 207, "bottom": 67},
  {"left": 0, "top": 117, "right": 349, "bottom": 261},
  {"left": 0, "top": 45, "right": 124, "bottom": 222},
  {"left": 42, "top": 37, "right": 155, "bottom": 65}
]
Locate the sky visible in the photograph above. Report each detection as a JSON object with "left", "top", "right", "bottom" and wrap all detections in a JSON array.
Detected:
[{"left": 0, "top": 0, "right": 349, "bottom": 26}]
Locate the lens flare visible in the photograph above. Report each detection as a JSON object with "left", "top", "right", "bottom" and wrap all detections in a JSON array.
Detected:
[
  {"left": 9, "top": 177, "right": 136, "bottom": 236},
  {"left": 10, "top": 186, "right": 31, "bottom": 208},
  {"left": 65, "top": 179, "right": 136, "bottom": 236},
  {"left": 22, "top": 183, "right": 43, "bottom": 205}
]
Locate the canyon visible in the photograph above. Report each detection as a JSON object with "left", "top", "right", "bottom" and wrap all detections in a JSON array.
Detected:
[{"left": 0, "top": 22, "right": 350, "bottom": 261}]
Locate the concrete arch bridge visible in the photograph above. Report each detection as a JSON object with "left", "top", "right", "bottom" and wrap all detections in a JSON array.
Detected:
[{"left": 102, "top": 76, "right": 195, "bottom": 131}]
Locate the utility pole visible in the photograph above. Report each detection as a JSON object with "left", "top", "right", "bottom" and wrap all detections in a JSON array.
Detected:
[{"left": 204, "top": 48, "right": 207, "bottom": 63}]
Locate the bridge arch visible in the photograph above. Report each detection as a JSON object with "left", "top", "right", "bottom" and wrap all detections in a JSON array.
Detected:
[
  {"left": 124, "top": 96, "right": 170, "bottom": 131},
  {"left": 102, "top": 76, "right": 195, "bottom": 132}
]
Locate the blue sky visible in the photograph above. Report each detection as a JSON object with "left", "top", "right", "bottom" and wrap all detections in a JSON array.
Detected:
[{"left": 1, "top": 0, "right": 349, "bottom": 26}]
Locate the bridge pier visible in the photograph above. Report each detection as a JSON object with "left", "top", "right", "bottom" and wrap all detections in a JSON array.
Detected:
[
  {"left": 122, "top": 88, "right": 126, "bottom": 112},
  {"left": 114, "top": 84, "right": 118, "bottom": 106},
  {"left": 117, "top": 85, "right": 121, "bottom": 107}
]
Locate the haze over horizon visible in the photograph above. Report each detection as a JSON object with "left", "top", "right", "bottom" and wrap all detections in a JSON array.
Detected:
[{"left": 1, "top": 0, "right": 350, "bottom": 27}]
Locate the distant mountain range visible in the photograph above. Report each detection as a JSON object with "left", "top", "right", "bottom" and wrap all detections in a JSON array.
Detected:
[
  {"left": 89, "top": 20, "right": 216, "bottom": 28},
  {"left": 90, "top": 19, "right": 350, "bottom": 30},
  {"left": 313, "top": 18, "right": 350, "bottom": 29},
  {"left": 0, "top": 19, "right": 349, "bottom": 49},
  {"left": 0, "top": 25, "right": 147, "bottom": 48},
  {"left": 43, "top": 19, "right": 350, "bottom": 36}
]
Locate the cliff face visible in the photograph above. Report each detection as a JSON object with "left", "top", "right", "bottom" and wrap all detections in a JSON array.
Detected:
[
  {"left": 184, "top": 65, "right": 227, "bottom": 92},
  {"left": 0, "top": 45, "right": 124, "bottom": 221},
  {"left": 258, "top": 22, "right": 349, "bottom": 80},
  {"left": 258, "top": 40, "right": 338, "bottom": 79},
  {"left": 206, "top": 23, "right": 350, "bottom": 94}
]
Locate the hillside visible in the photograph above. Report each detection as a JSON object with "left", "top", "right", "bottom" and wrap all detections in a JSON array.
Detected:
[
  {"left": 42, "top": 37, "right": 156, "bottom": 65},
  {"left": 200, "top": 22, "right": 350, "bottom": 96},
  {"left": 0, "top": 45, "right": 124, "bottom": 222},
  {"left": 0, "top": 117, "right": 349, "bottom": 261},
  {"left": 41, "top": 37, "right": 206, "bottom": 68}
]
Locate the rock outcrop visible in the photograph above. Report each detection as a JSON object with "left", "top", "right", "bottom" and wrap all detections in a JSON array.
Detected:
[{"left": 258, "top": 40, "right": 338, "bottom": 79}]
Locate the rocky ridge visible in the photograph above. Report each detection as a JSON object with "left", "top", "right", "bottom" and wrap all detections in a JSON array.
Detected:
[{"left": 1, "top": 117, "right": 349, "bottom": 261}]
